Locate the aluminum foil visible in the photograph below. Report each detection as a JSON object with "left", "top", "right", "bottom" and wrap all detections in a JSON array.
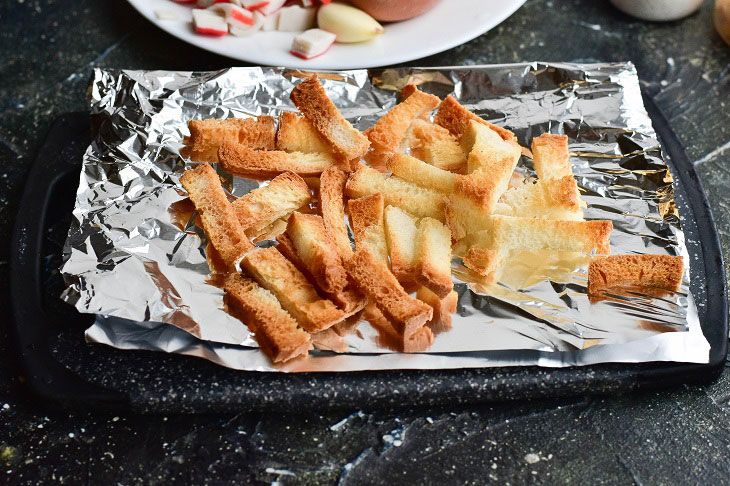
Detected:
[{"left": 61, "top": 63, "right": 711, "bottom": 372}]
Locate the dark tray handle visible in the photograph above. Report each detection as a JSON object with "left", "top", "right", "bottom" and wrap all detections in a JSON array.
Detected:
[{"left": 9, "top": 112, "right": 128, "bottom": 410}]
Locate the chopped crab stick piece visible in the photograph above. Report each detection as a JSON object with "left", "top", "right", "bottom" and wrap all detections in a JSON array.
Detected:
[
  {"left": 229, "top": 11, "right": 264, "bottom": 36},
  {"left": 258, "top": 0, "right": 287, "bottom": 16},
  {"left": 291, "top": 29, "right": 336, "bottom": 60},
  {"left": 277, "top": 5, "right": 317, "bottom": 31},
  {"left": 207, "top": 3, "right": 254, "bottom": 25},
  {"left": 239, "top": 0, "right": 271, "bottom": 10},
  {"left": 192, "top": 9, "right": 229, "bottom": 36}
]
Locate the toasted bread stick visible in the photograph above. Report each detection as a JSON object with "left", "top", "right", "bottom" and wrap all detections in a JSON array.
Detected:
[
  {"left": 407, "top": 119, "right": 467, "bottom": 173},
  {"left": 383, "top": 205, "right": 420, "bottom": 284},
  {"left": 319, "top": 167, "right": 354, "bottom": 260},
  {"left": 242, "top": 247, "right": 344, "bottom": 333},
  {"left": 532, "top": 133, "right": 572, "bottom": 180},
  {"left": 416, "top": 217, "right": 453, "bottom": 298},
  {"left": 387, "top": 153, "right": 458, "bottom": 194},
  {"left": 183, "top": 116, "right": 276, "bottom": 162},
  {"left": 179, "top": 163, "right": 253, "bottom": 268},
  {"left": 289, "top": 76, "right": 370, "bottom": 160},
  {"left": 531, "top": 133, "right": 585, "bottom": 208},
  {"left": 276, "top": 233, "right": 366, "bottom": 316},
  {"left": 345, "top": 248, "right": 433, "bottom": 337},
  {"left": 465, "top": 215, "right": 613, "bottom": 255},
  {"left": 348, "top": 193, "right": 389, "bottom": 265},
  {"left": 276, "top": 112, "right": 335, "bottom": 155},
  {"left": 364, "top": 85, "right": 440, "bottom": 152},
  {"left": 417, "top": 287, "right": 458, "bottom": 333},
  {"left": 588, "top": 254, "right": 684, "bottom": 296},
  {"left": 434, "top": 95, "right": 516, "bottom": 142},
  {"left": 462, "top": 247, "right": 508, "bottom": 284},
  {"left": 231, "top": 171, "right": 311, "bottom": 236},
  {"left": 224, "top": 274, "right": 312, "bottom": 363},
  {"left": 462, "top": 120, "right": 522, "bottom": 175},
  {"left": 346, "top": 165, "right": 445, "bottom": 221},
  {"left": 495, "top": 176, "right": 583, "bottom": 221},
  {"left": 218, "top": 141, "right": 336, "bottom": 178},
  {"left": 367, "top": 305, "right": 435, "bottom": 352},
  {"left": 286, "top": 212, "right": 348, "bottom": 294}
]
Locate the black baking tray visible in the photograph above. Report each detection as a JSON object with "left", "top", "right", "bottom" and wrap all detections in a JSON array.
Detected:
[{"left": 8, "top": 95, "right": 728, "bottom": 413}]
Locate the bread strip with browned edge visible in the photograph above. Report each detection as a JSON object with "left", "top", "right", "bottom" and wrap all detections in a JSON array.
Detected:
[
  {"left": 462, "top": 120, "right": 522, "bottom": 174},
  {"left": 387, "top": 153, "right": 457, "bottom": 194},
  {"left": 183, "top": 116, "right": 276, "bottom": 162},
  {"left": 588, "top": 254, "right": 684, "bottom": 296},
  {"left": 218, "top": 141, "right": 336, "bottom": 178},
  {"left": 241, "top": 247, "right": 344, "bottom": 333},
  {"left": 286, "top": 212, "right": 348, "bottom": 294},
  {"left": 276, "top": 112, "right": 335, "bottom": 155},
  {"left": 434, "top": 95, "right": 517, "bottom": 142},
  {"left": 319, "top": 167, "right": 353, "bottom": 260},
  {"left": 289, "top": 76, "right": 370, "bottom": 160},
  {"left": 345, "top": 248, "right": 433, "bottom": 337},
  {"left": 231, "top": 171, "right": 311, "bottom": 237},
  {"left": 417, "top": 287, "right": 458, "bottom": 333},
  {"left": 464, "top": 215, "right": 612, "bottom": 255},
  {"left": 416, "top": 217, "right": 453, "bottom": 298},
  {"left": 532, "top": 133, "right": 572, "bottom": 180},
  {"left": 179, "top": 163, "right": 254, "bottom": 268},
  {"left": 408, "top": 119, "right": 467, "bottom": 173},
  {"left": 495, "top": 176, "right": 583, "bottom": 221},
  {"left": 276, "top": 233, "right": 366, "bottom": 316},
  {"left": 346, "top": 165, "right": 445, "bottom": 221},
  {"left": 383, "top": 205, "right": 419, "bottom": 284},
  {"left": 364, "top": 85, "right": 440, "bottom": 152},
  {"left": 223, "top": 273, "right": 311, "bottom": 363},
  {"left": 531, "top": 133, "right": 585, "bottom": 208},
  {"left": 367, "top": 305, "right": 435, "bottom": 352},
  {"left": 348, "top": 193, "right": 389, "bottom": 265}
]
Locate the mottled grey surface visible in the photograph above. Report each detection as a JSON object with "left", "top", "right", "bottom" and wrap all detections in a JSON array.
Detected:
[{"left": 1, "top": 0, "right": 729, "bottom": 484}]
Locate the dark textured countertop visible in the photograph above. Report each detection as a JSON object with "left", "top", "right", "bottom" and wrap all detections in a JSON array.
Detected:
[{"left": 2, "top": 0, "right": 730, "bottom": 484}]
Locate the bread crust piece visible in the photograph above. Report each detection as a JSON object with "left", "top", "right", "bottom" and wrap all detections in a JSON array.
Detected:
[
  {"left": 241, "top": 247, "right": 344, "bottom": 333},
  {"left": 346, "top": 165, "right": 446, "bottom": 221},
  {"left": 387, "top": 153, "right": 457, "bottom": 194},
  {"left": 434, "top": 95, "right": 517, "bottom": 143},
  {"left": 495, "top": 176, "right": 583, "bottom": 221},
  {"left": 367, "top": 305, "right": 435, "bottom": 353},
  {"left": 467, "top": 215, "right": 613, "bottom": 255},
  {"left": 348, "top": 193, "right": 389, "bottom": 265},
  {"left": 179, "top": 163, "right": 254, "bottom": 268},
  {"left": 276, "top": 233, "right": 366, "bottom": 316},
  {"left": 416, "top": 217, "right": 453, "bottom": 298},
  {"left": 276, "top": 112, "right": 335, "bottom": 155},
  {"left": 286, "top": 212, "right": 348, "bottom": 294},
  {"left": 417, "top": 287, "right": 458, "bottom": 333},
  {"left": 183, "top": 116, "right": 276, "bottom": 162},
  {"left": 462, "top": 247, "right": 507, "bottom": 284},
  {"left": 319, "top": 167, "right": 354, "bottom": 260},
  {"left": 218, "top": 141, "right": 336, "bottom": 178},
  {"left": 531, "top": 133, "right": 585, "bottom": 208},
  {"left": 345, "top": 248, "right": 433, "bottom": 337},
  {"left": 363, "top": 86, "right": 440, "bottom": 152},
  {"left": 383, "top": 205, "right": 420, "bottom": 284},
  {"left": 588, "top": 254, "right": 684, "bottom": 296},
  {"left": 224, "top": 274, "right": 312, "bottom": 363},
  {"left": 531, "top": 133, "right": 572, "bottom": 180},
  {"left": 462, "top": 121, "right": 522, "bottom": 175},
  {"left": 231, "top": 171, "right": 311, "bottom": 237},
  {"left": 289, "top": 76, "right": 370, "bottom": 160}
]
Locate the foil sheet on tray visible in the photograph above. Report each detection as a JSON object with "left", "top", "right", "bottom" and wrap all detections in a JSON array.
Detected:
[{"left": 60, "top": 63, "right": 710, "bottom": 372}]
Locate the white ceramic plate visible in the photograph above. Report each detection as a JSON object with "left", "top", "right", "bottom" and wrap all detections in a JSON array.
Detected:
[{"left": 127, "top": 0, "right": 526, "bottom": 69}]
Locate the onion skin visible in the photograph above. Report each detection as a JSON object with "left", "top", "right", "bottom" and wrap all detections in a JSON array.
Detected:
[{"left": 350, "top": 0, "right": 440, "bottom": 22}]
